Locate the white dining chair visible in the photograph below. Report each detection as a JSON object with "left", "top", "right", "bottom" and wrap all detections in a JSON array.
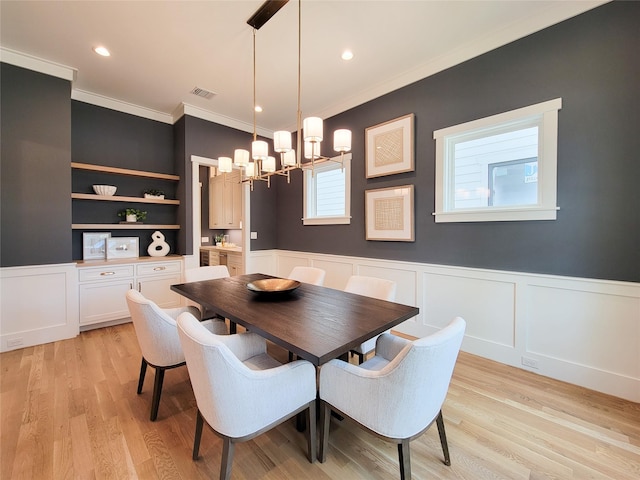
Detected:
[
  {"left": 319, "top": 317, "right": 466, "bottom": 480},
  {"left": 344, "top": 275, "right": 397, "bottom": 363},
  {"left": 288, "top": 266, "right": 326, "bottom": 286},
  {"left": 125, "top": 289, "right": 227, "bottom": 421},
  {"left": 177, "top": 312, "right": 317, "bottom": 480},
  {"left": 184, "top": 265, "right": 230, "bottom": 320}
]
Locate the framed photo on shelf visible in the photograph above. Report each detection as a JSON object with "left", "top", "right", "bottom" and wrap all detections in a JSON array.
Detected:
[
  {"left": 365, "top": 113, "right": 414, "bottom": 178},
  {"left": 106, "top": 237, "right": 139, "bottom": 259},
  {"left": 82, "top": 232, "right": 111, "bottom": 260},
  {"left": 365, "top": 185, "right": 414, "bottom": 242}
]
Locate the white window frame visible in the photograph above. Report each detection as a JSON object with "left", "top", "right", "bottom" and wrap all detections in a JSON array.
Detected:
[
  {"left": 433, "top": 98, "right": 561, "bottom": 223},
  {"left": 303, "top": 153, "right": 351, "bottom": 225}
]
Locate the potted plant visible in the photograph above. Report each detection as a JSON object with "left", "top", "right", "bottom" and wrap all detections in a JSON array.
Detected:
[
  {"left": 118, "top": 208, "right": 147, "bottom": 223},
  {"left": 214, "top": 234, "right": 224, "bottom": 246},
  {"left": 143, "top": 188, "right": 165, "bottom": 199}
]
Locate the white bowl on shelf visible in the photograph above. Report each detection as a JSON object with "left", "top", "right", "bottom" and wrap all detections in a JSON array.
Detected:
[{"left": 93, "top": 185, "right": 117, "bottom": 196}]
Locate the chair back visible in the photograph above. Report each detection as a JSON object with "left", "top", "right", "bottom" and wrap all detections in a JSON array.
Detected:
[
  {"left": 177, "top": 312, "right": 301, "bottom": 438},
  {"left": 344, "top": 275, "right": 396, "bottom": 301},
  {"left": 125, "top": 289, "right": 185, "bottom": 367},
  {"left": 376, "top": 317, "right": 465, "bottom": 437},
  {"left": 184, "top": 265, "right": 230, "bottom": 283},
  {"left": 288, "top": 266, "right": 326, "bottom": 286}
]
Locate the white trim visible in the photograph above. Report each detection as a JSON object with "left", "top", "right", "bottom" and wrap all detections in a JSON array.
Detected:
[
  {"left": 72, "top": 89, "right": 173, "bottom": 124},
  {"left": 175, "top": 103, "right": 273, "bottom": 138},
  {"left": 0, "top": 47, "right": 76, "bottom": 81},
  {"left": 434, "top": 98, "right": 561, "bottom": 223},
  {"left": 247, "top": 249, "right": 640, "bottom": 403},
  {"left": 303, "top": 154, "right": 352, "bottom": 226}
]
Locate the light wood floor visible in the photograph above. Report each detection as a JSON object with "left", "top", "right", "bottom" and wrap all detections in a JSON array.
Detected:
[{"left": 1, "top": 322, "right": 639, "bottom": 479}]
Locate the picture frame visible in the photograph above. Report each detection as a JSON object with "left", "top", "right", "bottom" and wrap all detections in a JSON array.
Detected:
[
  {"left": 106, "top": 237, "right": 139, "bottom": 259},
  {"left": 365, "top": 185, "right": 414, "bottom": 242},
  {"left": 365, "top": 113, "right": 414, "bottom": 178},
  {"left": 82, "top": 232, "right": 111, "bottom": 260}
]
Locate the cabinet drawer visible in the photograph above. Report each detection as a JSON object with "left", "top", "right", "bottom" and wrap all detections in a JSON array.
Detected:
[
  {"left": 136, "top": 261, "right": 182, "bottom": 277},
  {"left": 79, "top": 265, "right": 134, "bottom": 282}
]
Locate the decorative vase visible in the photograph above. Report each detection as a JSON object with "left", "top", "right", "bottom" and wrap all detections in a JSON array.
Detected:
[
  {"left": 126, "top": 214, "right": 137, "bottom": 222},
  {"left": 148, "top": 231, "right": 170, "bottom": 257}
]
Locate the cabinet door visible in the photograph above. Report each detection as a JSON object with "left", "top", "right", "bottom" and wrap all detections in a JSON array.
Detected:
[
  {"left": 227, "top": 253, "right": 243, "bottom": 276},
  {"left": 209, "top": 175, "right": 224, "bottom": 228},
  {"left": 230, "top": 170, "right": 243, "bottom": 228},
  {"left": 79, "top": 279, "right": 133, "bottom": 325},
  {"left": 138, "top": 274, "right": 182, "bottom": 309}
]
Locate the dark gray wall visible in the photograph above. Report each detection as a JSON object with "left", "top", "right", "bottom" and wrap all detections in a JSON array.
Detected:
[
  {"left": 178, "top": 115, "right": 278, "bottom": 253},
  {"left": 1, "top": 64, "right": 72, "bottom": 267},
  {"left": 71, "top": 101, "right": 176, "bottom": 259},
  {"left": 273, "top": 1, "right": 640, "bottom": 283}
]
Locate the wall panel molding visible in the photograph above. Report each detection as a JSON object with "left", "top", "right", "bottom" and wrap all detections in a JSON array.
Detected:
[{"left": 248, "top": 249, "right": 640, "bottom": 402}]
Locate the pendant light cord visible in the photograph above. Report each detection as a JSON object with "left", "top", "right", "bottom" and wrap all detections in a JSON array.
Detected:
[
  {"left": 253, "top": 27, "right": 257, "bottom": 142},
  {"left": 296, "top": 0, "right": 302, "bottom": 166}
]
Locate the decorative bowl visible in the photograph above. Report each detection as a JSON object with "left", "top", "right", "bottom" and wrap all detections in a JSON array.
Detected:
[
  {"left": 247, "top": 278, "right": 300, "bottom": 294},
  {"left": 93, "top": 185, "right": 117, "bottom": 196}
]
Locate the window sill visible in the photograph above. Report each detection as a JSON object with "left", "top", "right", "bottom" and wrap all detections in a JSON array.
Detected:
[
  {"left": 302, "top": 216, "right": 351, "bottom": 226},
  {"left": 433, "top": 206, "right": 559, "bottom": 223}
]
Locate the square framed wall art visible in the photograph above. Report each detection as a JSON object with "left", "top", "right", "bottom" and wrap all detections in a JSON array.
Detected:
[
  {"left": 365, "top": 113, "right": 414, "bottom": 178},
  {"left": 365, "top": 185, "right": 414, "bottom": 241}
]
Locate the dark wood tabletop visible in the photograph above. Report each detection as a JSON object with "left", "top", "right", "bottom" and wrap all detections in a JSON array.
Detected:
[{"left": 171, "top": 273, "right": 419, "bottom": 366}]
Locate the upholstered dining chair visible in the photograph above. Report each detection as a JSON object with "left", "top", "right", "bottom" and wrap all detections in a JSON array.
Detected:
[
  {"left": 344, "top": 275, "right": 397, "bottom": 363},
  {"left": 176, "top": 312, "right": 317, "bottom": 480},
  {"left": 319, "top": 317, "right": 466, "bottom": 480},
  {"left": 288, "top": 266, "right": 326, "bottom": 286},
  {"left": 125, "top": 289, "right": 227, "bottom": 421},
  {"left": 184, "top": 265, "right": 230, "bottom": 320}
]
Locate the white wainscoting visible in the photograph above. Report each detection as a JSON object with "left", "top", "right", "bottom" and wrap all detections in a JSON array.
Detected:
[
  {"left": 246, "top": 249, "right": 640, "bottom": 402},
  {"left": 1, "top": 263, "right": 79, "bottom": 352}
]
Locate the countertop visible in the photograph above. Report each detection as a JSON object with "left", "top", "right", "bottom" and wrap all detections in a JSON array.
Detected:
[{"left": 200, "top": 245, "right": 242, "bottom": 253}]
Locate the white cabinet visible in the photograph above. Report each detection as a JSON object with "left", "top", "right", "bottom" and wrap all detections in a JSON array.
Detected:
[
  {"left": 78, "top": 258, "right": 183, "bottom": 328},
  {"left": 209, "top": 170, "right": 242, "bottom": 229}
]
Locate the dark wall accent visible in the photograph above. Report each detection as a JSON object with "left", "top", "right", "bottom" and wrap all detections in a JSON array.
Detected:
[
  {"left": 70, "top": 101, "right": 176, "bottom": 259},
  {"left": 274, "top": 1, "right": 640, "bottom": 283},
  {"left": 178, "top": 115, "right": 278, "bottom": 253},
  {"left": 1, "top": 63, "right": 72, "bottom": 267}
]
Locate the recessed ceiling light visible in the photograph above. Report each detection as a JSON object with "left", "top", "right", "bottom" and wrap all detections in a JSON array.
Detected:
[
  {"left": 341, "top": 50, "right": 354, "bottom": 61},
  {"left": 255, "top": 105, "right": 263, "bottom": 113},
  {"left": 93, "top": 46, "right": 110, "bottom": 57}
]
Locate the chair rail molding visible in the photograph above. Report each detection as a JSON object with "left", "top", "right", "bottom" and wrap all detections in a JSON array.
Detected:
[
  {"left": 1, "top": 263, "right": 79, "bottom": 351},
  {"left": 247, "top": 249, "right": 640, "bottom": 403}
]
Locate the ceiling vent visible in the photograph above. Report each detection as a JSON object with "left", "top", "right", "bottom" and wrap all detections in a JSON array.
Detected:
[{"left": 190, "top": 87, "right": 216, "bottom": 99}]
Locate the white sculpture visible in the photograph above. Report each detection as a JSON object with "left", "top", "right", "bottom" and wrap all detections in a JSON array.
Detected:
[{"left": 148, "top": 231, "right": 170, "bottom": 257}]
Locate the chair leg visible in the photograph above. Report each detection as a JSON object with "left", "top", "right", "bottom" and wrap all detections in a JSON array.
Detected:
[
  {"left": 357, "top": 352, "right": 365, "bottom": 364},
  {"left": 193, "top": 409, "right": 204, "bottom": 460},
  {"left": 150, "top": 367, "right": 165, "bottom": 421},
  {"left": 288, "top": 351, "right": 294, "bottom": 362},
  {"left": 220, "top": 437, "right": 235, "bottom": 480},
  {"left": 137, "top": 358, "right": 148, "bottom": 394},
  {"left": 306, "top": 401, "right": 317, "bottom": 463},
  {"left": 436, "top": 410, "right": 451, "bottom": 466},
  {"left": 398, "top": 439, "right": 411, "bottom": 480},
  {"left": 318, "top": 401, "right": 331, "bottom": 462}
]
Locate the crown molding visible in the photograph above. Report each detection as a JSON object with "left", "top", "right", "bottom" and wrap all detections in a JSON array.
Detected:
[
  {"left": 0, "top": 47, "right": 76, "bottom": 81},
  {"left": 174, "top": 103, "right": 273, "bottom": 139},
  {"left": 71, "top": 89, "right": 173, "bottom": 124}
]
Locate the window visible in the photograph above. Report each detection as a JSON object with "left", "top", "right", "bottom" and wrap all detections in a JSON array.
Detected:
[
  {"left": 433, "top": 98, "right": 561, "bottom": 222},
  {"left": 303, "top": 153, "right": 351, "bottom": 225}
]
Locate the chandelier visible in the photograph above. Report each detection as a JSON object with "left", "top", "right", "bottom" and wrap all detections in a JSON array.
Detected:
[{"left": 218, "top": 0, "right": 352, "bottom": 190}]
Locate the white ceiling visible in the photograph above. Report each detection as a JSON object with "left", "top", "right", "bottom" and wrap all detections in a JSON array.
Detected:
[{"left": 0, "top": 0, "right": 606, "bottom": 135}]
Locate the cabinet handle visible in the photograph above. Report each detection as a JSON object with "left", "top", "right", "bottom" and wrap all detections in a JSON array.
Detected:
[
  {"left": 138, "top": 282, "right": 141, "bottom": 292},
  {"left": 100, "top": 271, "right": 116, "bottom": 276},
  {"left": 153, "top": 266, "right": 166, "bottom": 271},
  {"left": 130, "top": 283, "right": 133, "bottom": 289}
]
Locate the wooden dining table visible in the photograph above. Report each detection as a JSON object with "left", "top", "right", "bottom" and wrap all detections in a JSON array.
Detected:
[{"left": 171, "top": 273, "right": 419, "bottom": 366}]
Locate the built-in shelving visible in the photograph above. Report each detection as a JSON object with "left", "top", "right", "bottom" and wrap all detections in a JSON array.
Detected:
[
  {"left": 72, "top": 224, "right": 180, "bottom": 230},
  {"left": 71, "top": 193, "right": 180, "bottom": 205},
  {"left": 71, "top": 162, "right": 180, "bottom": 181}
]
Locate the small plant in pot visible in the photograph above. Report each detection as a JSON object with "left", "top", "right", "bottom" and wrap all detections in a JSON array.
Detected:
[
  {"left": 118, "top": 208, "right": 147, "bottom": 223},
  {"left": 143, "top": 188, "right": 165, "bottom": 199}
]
